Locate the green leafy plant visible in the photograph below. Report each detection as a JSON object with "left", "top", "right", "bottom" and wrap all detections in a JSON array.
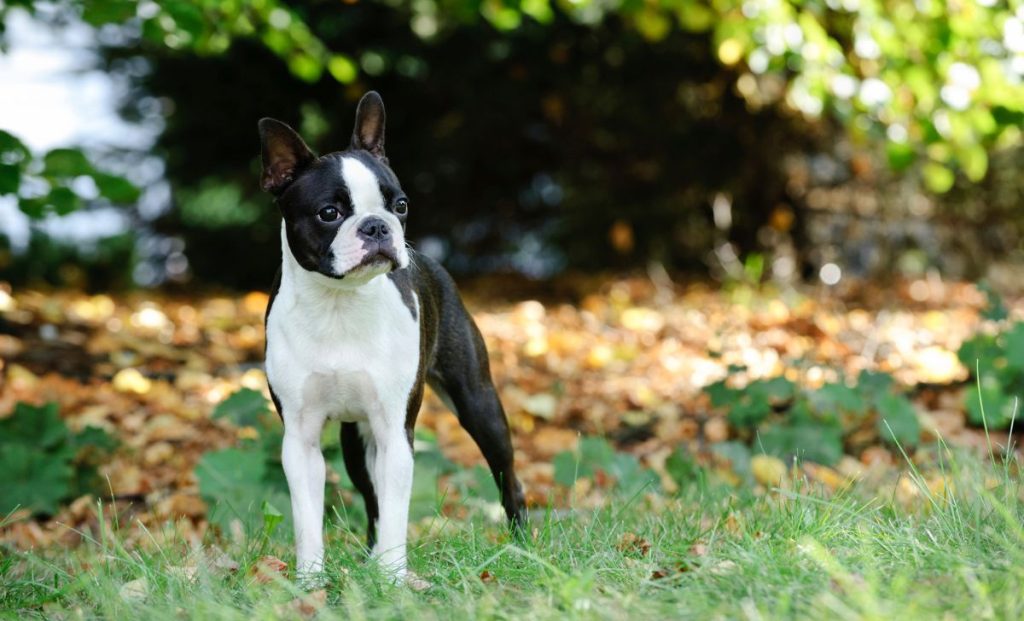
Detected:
[
  {"left": 0, "top": 402, "right": 116, "bottom": 516},
  {"left": 705, "top": 368, "right": 920, "bottom": 465},
  {"left": 958, "top": 330, "right": 1023, "bottom": 430},
  {"left": 0, "top": 131, "right": 141, "bottom": 219},
  {"left": 952, "top": 284, "right": 1021, "bottom": 429},
  {"left": 196, "top": 389, "right": 289, "bottom": 534},
  {"left": 196, "top": 389, "right": 500, "bottom": 535},
  {"left": 553, "top": 436, "right": 660, "bottom": 496}
]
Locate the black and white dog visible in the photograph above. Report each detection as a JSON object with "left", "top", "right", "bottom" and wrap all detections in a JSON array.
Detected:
[{"left": 259, "top": 92, "right": 526, "bottom": 581}]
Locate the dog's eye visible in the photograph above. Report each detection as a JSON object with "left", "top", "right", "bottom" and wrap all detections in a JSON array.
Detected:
[
  {"left": 394, "top": 198, "right": 408, "bottom": 216},
  {"left": 318, "top": 206, "right": 340, "bottom": 222}
]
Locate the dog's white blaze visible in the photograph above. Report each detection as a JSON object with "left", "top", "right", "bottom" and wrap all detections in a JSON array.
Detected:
[
  {"left": 341, "top": 156, "right": 386, "bottom": 214},
  {"left": 330, "top": 156, "right": 409, "bottom": 275},
  {"left": 267, "top": 223, "right": 420, "bottom": 579}
]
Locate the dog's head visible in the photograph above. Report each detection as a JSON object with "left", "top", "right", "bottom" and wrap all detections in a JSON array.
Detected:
[{"left": 259, "top": 92, "right": 409, "bottom": 284}]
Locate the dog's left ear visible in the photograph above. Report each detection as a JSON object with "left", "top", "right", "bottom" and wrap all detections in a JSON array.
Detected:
[
  {"left": 259, "top": 118, "right": 314, "bottom": 194},
  {"left": 351, "top": 91, "right": 386, "bottom": 159}
]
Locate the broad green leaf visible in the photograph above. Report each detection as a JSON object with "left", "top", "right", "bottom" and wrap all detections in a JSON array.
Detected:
[
  {"left": 18, "top": 196, "right": 46, "bottom": 219},
  {"left": 553, "top": 450, "right": 580, "bottom": 487},
  {"left": 69, "top": 425, "right": 118, "bottom": 464},
  {"left": 965, "top": 375, "right": 1016, "bottom": 429},
  {"left": 163, "top": 0, "right": 206, "bottom": 41},
  {"left": 705, "top": 380, "right": 736, "bottom": 408},
  {"left": 0, "top": 443, "right": 72, "bottom": 515},
  {"left": 710, "top": 441, "right": 752, "bottom": 482},
  {"left": 727, "top": 392, "right": 772, "bottom": 427},
  {"left": 93, "top": 173, "right": 141, "bottom": 203},
  {"left": 1003, "top": 323, "right": 1024, "bottom": 371},
  {"left": 0, "top": 129, "right": 29, "bottom": 162},
  {"left": 43, "top": 148, "right": 93, "bottom": 178},
  {"left": 977, "top": 282, "right": 1008, "bottom": 321},
  {"left": 0, "top": 402, "right": 67, "bottom": 449},
  {"left": 875, "top": 394, "right": 920, "bottom": 447},
  {"left": 608, "top": 451, "right": 660, "bottom": 496},
  {"left": 857, "top": 370, "right": 895, "bottom": 396},
  {"left": 196, "top": 448, "right": 268, "bottom": 530},
  {"left": 212, "top": 388, "right": 271, "bottom": 427},
  {"left": 665, "top": 446, "right": 701, "bottom": 486},
  {"left": 47, "top": 186, "right": 79, "bottom": 216},
  {"left": 0, "top": 163, "right": 19, "bottom": 194},
  {"left": 756, "top": 421, "right": 843, "bottom": 465},
  {"left": 758, "top": 376, "right": 796, "bottom": 402},
  {"left": 958, "top": 333, "right": 1002, "bottom": 371},
  {"left": 810, "top": 382, "right": 866, "bottom": 417},
  {"left": 579, "top": 436, "right": 616, "bottom": 467},
  {"left": 81, "top": 0, "right": 136, "bottom": 26}
]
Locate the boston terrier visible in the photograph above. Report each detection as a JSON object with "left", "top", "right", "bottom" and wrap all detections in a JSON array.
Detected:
[{"left": 259, "top": 91, "right": 526, "bottom": 582}]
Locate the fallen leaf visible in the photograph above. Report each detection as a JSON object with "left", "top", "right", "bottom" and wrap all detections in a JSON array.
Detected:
[
  {"left": 617, "top": 532, "right": 652, "bottom": 557},
  {"left": 112, "top": 368, "right": 152, "bottom": 395},
  {"left": 704, "top": 417, "right": 730, "bottom": 443},
  {"left": 274, "top": 589, "right": 327, "bottom": 618},
  {"left": 250, "top": 555, "right": 288, "bottom": 584},
  {"left": 751, "top": 454, "right": 787, "bottom": 486},
  {"left": 119, "top": 578, "right": 148, "bottom": 602},
  {"left": 406, "top": 571, "right": 432, "bottom": 591}
]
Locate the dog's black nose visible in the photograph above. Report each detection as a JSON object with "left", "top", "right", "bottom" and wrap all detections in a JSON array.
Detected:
[{"left": 357, "top": 217, "right": 391, "bottom": 242}]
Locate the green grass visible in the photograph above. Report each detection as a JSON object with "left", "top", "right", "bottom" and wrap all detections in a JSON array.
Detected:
[{"left": 3, "top": 450, "right": 1024, "bottom": 620}]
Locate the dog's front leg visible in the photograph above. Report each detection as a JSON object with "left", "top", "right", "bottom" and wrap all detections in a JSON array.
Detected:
[
  {"left": 367, "top": 423, "right": 414, "bottom": 580},
  {"left": 282, "top": 414, "right": 327, "bottom": 580}
]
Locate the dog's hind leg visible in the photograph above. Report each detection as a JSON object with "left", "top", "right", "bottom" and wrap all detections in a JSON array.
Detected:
[
  {"left": 428, "top": 314, "right": 527, "bottom": 531},
  {"left": 340, "top": 422, "right": 379, "bottom": 549}
]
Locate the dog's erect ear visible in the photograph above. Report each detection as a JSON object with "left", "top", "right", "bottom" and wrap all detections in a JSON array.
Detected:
[
  {"left": 259, "top": 118, "right": 314, "bottom": 194},
  {"left": 350, "top": 91, "right": 386, "bottom": 159}
]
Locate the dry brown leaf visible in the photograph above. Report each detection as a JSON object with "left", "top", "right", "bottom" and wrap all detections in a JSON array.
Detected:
[
  {"left": 250, "top": 555, "right": 288, "bottom": 584},
  {"left": 617, "top": 532, "right": 651, "bottom": 557}
]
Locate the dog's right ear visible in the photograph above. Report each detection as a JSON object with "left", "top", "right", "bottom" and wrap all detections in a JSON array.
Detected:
[{"left": 259, "top": 118, "right": 314, "bottom": 194}]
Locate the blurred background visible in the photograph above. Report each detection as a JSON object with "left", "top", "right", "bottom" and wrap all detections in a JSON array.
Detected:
[
  {"left": 1, "top": 0, "right": 1021, "bottom": 291},
  {"left": 2, "top": 0, "right": 1024, "bottom": 548}
]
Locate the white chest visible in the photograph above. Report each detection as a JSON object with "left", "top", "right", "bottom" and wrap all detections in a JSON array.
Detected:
[{"left": 265, "top": 272, "right": 420, "bottom": 424}]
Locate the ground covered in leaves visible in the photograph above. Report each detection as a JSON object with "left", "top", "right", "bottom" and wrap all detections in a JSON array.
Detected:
[{"left": 0, "top": 274, "right": 1018, "bottom": 552}]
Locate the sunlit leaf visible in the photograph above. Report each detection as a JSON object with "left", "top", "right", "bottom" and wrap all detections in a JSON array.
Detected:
[
  {"left": 922, "top": 162, "right": 955, "bottom": 193},
  {"left": 327, "top": 54, "right": 358, "bottom": 83}
]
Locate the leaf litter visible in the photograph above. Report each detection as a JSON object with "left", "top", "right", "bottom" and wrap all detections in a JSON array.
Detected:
[{"left": 0, "top": 276, "right": 1017, "bottom": 549}]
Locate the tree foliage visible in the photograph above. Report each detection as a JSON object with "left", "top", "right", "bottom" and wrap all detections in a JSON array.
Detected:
[{"left": 1, "top": 0, "right": 1022, "bottom": 283}]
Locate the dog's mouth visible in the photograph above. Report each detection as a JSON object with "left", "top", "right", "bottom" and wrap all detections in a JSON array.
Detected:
[{"left": 353, "top": 243, "right": 400, "bottom": 271}]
